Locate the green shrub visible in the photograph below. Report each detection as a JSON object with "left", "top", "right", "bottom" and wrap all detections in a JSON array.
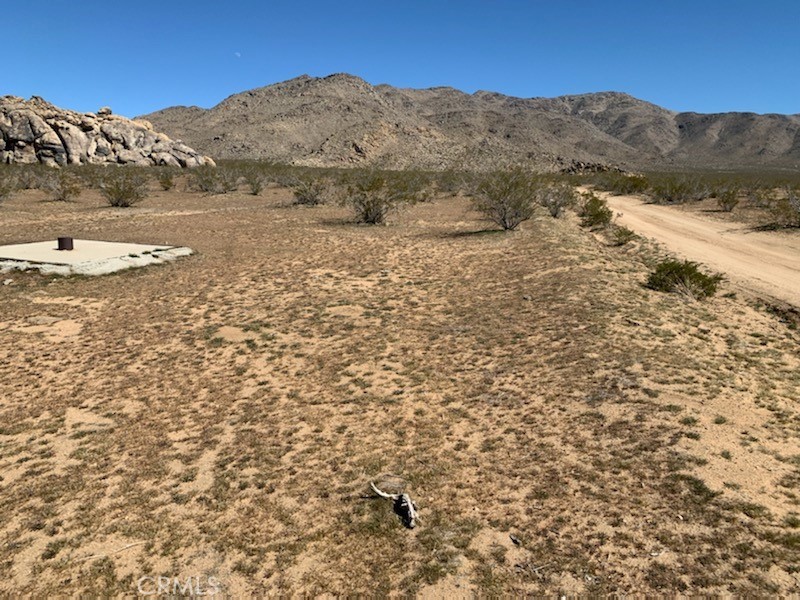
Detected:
[
  {"left": 745, "top": 185, "right": 776, "bottom": 208},
  {"left": 472, "top": 169, "right": 539, "bottom": 230},
  {"left": 44, "top": 170, "right": 82, "bottom": 202},
  {"left": 538, "top": 182, "right": 577, "bottom": 218},
  {"left": 291, "top": 178, "right": 329, "bottom": 205},
  {"left": 16, "top": 164, "right": 48, "bottom": 190},
  {"left": 578, "top": 192, "right": 613, "bottom": 229},
  {"left": 99, "top": 169, "right": 150, "bottom": 207},
  {"left": 649, "top": 176, "right": 708, "bottom": 204},
  {"left": 594, "top": 172, "right": 649, "bottom": 196},
  {"left": 342, "top": 170, "right": 421, "bottom": 224},
  {"left": 609, "top": 224, "right": 637, "bottom": 246},
  {"left": 241, "top": 167, "right": 265, "bottom": 195},
  {"left": 716, "top": 184, "right": 740, "bottom": 212},
  {"left": 0, "top": 168, "right": 17, "bottom": 204},
  {"left": 156, "top": 168, "right": 176, "bottom": 191},
  {"left": 189, "top": 164, "right": 239, "bottom": 194},
  {"left": 770, "top": 186, "right": 800, "bottom": 227},
  {"left": 646, "top": 259, "right": 723, "bottom": 300}
]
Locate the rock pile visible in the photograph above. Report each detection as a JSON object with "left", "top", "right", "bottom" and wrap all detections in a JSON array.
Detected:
[{"left": 0, "top": 96, "right": 214, "bottom": 168}]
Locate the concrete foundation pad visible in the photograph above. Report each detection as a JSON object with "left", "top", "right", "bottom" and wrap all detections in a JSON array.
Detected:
[{"left": 0, "top": 239, "right": 193, "bottom": 276}]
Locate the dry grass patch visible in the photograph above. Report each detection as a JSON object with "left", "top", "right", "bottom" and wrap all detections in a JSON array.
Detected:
[{"left": 0, "top": 178, "right": 798, "bottom": 595}]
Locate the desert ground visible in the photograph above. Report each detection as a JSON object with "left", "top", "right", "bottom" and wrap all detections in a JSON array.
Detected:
[
  {"left": 1, "top": 178, "right": 800, "bottom": 595},
  {"left": 603, "top": 191, "right": 800, "bottom": 306}
]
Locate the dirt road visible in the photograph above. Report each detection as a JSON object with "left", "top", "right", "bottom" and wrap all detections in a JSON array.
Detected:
[{"left": 601, "top": 193, "right": 800, "bottom": 306}]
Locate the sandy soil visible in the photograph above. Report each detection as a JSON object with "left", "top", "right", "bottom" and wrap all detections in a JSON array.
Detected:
[
  {"left": 602, "top": 192, "right": 800, "bottom": 306},
  {"left": 1, "top": 182, "right": 799, "bottom": 595}
]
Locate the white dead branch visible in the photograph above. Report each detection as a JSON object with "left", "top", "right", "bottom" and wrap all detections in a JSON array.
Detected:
[{"left": 370, "top": 481, "right": 419, "bottom": 529}]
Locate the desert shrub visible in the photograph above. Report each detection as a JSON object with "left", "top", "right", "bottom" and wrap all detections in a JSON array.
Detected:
[
  {"left": 44, "top": 170, "right": 82, "bottom": 202},
  {"left": 434, "top": 170, "right": 471, "bottom": 196},
  {"left": 0, "top": 168, "right": 17, "bottom": 204},
  {"left": 538, "top": 181, "right": 577, "bottom": 218},
  {"left": 609, "top": 224, "right": 637, "bottom": 246},
  {"left": 646, "top": 259, "right": 723, "bottom": 299},
  {"left": 16, "top": 164, "right": 48, "bottom": 190},
  {"left": 649, "top": 176, "right": 708, "bottom": 204},
  {"left": 99, "top": 169, "right": 150, "bottom": 207},
  {"left": 73, "top": 165, "right": 107, "bottom": 189},
  {"left": 291, "top": 178, "right": 329, "bottom": 205},
  {"left": 188, "top": 165, "right": 223, "bottom": 194},
  {"left": 217, "top": 166, "right": 241, "bottom": 193},
  {"left": 241, "top": 167, "right": 265, "bottom": 195},
  {"left": 472, "top": 169, "right": 539, "bottom": 230},
  {"left": 156, "top": 168, "right": 177, "bottom": 191},
  {"left": 578, "top": 192, "right": 613, "bottom": 229},
  {"left": 594, "top": 172, "right": 649, "bottom": 196},
  {"left": 770, "top": 186, "right": 800, "bottom": 227},
  {"left": 342, "top": 170, "right": 422, "bottom": 224},
  {"left": 744, "top": 185, "right": 776, "bottom": 208},
  {"left": 716, "top": 184, "right": 740, "bottom": 212}
]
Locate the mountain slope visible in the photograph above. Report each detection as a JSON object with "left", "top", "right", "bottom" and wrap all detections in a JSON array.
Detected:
[{"left": 142, "top": 74, "right": 800, "bottom": 171}]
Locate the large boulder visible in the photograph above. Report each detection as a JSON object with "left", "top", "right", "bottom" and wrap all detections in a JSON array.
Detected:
[{"left": 0, "top": 95, "right": 215, "bottom": 167}]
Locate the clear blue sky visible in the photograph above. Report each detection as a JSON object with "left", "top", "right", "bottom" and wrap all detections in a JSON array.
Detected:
[{"left": 6, "top": 0, "right": 799, "bottom": 117}]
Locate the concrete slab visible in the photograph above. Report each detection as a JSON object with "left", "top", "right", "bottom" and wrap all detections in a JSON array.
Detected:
[{"left": 0, "top": 239, "right": 193, "bottom": 276}]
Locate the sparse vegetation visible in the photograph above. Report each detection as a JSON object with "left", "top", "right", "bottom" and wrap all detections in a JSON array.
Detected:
[
  {"left": 538, "top": 181, "right": 577, "bottom": 218},
  {"left": 0, "top": 162, "right": 799, "bottom": 596},
  {"left": 156, "top": 168, "right": 177, "bottom": 191},
  {"left": 649, "top": 175, "right": 708, "bottom": 204},
  {"left": 472, "top": 169, "right": 539, "bottom": 230},
  {"left": 241, "top": 166, "right": 265, "bottom": 195},
  {"left": 0, "top": 168, "right": 17, "bottom": 204},
  {"left": 99, "top": 169, "right": 150, "bottom": 207},
  {"left": 291, "top": 178, "right": 329, "bottom": 205},
  {"left": 716, "top": 184, "right": 741, "bottom": 212},
  {"left": 578, "top": 191, "right": 613, "bottom": 229},
  {"left": 44, "top": 169, "right": 82, "bottom": 202},
  {"left": 592, "top": 172, "right": 650, "bottom": 196},
  {"left": 188, "top": 165, "right": 226, "bottom": 194},
  {"left": 771, "top": 186, "right": 800, "bottom": 227},
  {"left": 646, "top": 259, "right": 723, "bottom": 299},
  {"left": 608, "top": 224, "right": 637, "bottom": 246},
  {"left": 342, "top": 170, "right": 424, "bottom": 224}
]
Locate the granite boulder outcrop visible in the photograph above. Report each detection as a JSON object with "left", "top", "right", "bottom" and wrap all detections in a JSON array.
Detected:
[{"left": 0, "top": 96, "right": 214, "bottom": 168}]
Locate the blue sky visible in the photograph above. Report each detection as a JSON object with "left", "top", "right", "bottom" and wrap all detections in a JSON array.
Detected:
[{"left": 6, "top": 1, "right": 799, "bottom": 117}]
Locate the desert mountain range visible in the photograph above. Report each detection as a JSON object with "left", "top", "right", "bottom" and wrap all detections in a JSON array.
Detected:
[{"left": 142, "top": 73, "right": 800, "bottom": 172}]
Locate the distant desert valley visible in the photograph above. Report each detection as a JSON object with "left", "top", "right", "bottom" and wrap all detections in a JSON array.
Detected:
[{"left": 1, "top": 74, "right": 800, "bottom": 596}]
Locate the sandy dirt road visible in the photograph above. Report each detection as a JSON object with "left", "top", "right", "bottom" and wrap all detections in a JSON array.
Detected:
[{"left": 602, "top": 193, "right": 800, "bottom": 306}]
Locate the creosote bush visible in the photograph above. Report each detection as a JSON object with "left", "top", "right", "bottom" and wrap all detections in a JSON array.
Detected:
[
  {"left": 100, "top": 169, "right": 150, "bottom": 207},
  {"left": 716, "top": 184, "right": 740, "bottom": 212},
  {"left": 770, "top": 186, "right": 800, "bottom": 227},
  {"left": 593, "top": 172, "right": 650, "bottom": 196},
  {"left": 44, "top": 170, "right": 82, "bottom": 202},
  {"left": 646, "top": 259, "right": 723, "bottom": 300},
  {"left": 578, "top": 192, "right": 613, "bottom": 229},
  {"left": 241, "top": 167, "right": 265, "bottom": 195},
  {"left": 472, "top": 169, "right": 539, "bottom": 230},
  {"left": 538, "top": 182, "right": 577, "bottom": 218},
  {"left": 188, "top": 165, "right": 238, "bottom": 194},
  {"left": 609, "top": 224, "right": 637, "bottom": 246},
  {"left": 157, "top": 168, "right": 177, "bottom": 191},
  {"left": 0, "top": 168, "right": 18, "bottom": 204},
  {"left": 291, "top": 178, "right": 329, "bottom": 205},
  {"left": 648, "top": 176, "right": 709, "bottom": 204},
  {"left": 342, "top": 170, "right": 425, "bottom": 224}
]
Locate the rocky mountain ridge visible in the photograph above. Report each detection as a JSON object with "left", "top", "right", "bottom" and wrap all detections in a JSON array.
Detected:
[
  {"left": 1, "top": 96, "right": 214, "bottom": 168},
  {"left": 143, "top": 73, "right": 800, "bottom": 172}
]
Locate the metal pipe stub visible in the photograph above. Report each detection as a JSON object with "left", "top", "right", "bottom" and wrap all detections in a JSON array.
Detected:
[{"left": 57, "top": 237, "right": 74, "bottom": 251}]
